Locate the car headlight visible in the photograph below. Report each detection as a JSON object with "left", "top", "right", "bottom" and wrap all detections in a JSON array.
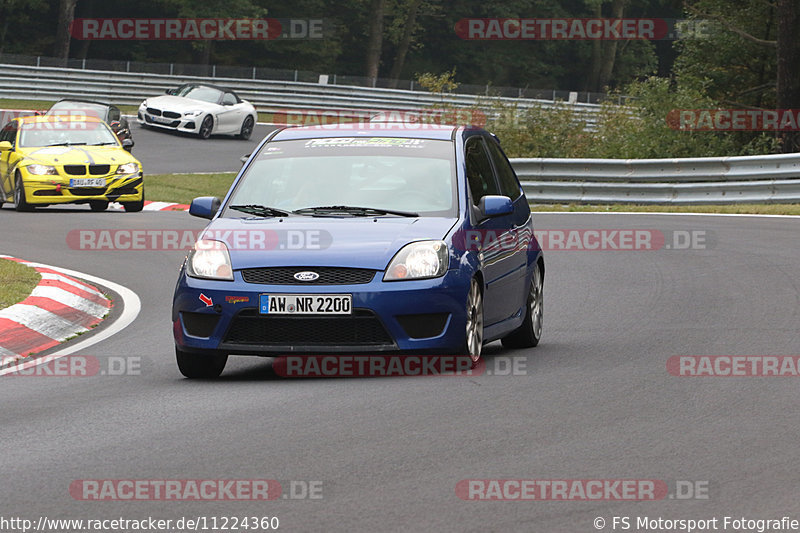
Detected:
[
  {"left": 186, "top": 239, "right": 234, "bottom": 281},
  {"left": 25, "top": 164, "right": 58, "bottom": 176},
  {"left": 184, "top": 109, "right": 204, "bottom": 117},
  {"left": 116, "top": 162, "right": 139, "bottom": 174},
  {"left": 384, "top": 240, "right": 449, "bottom": 281}
]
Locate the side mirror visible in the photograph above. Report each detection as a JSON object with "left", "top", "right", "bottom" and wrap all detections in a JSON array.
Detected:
[
  {"left": 122, "top": 138, "right": 134, "bottom": 153},
  {"left": 240, "top": 153, "right": 251, "bottom": 165},
  {"left": 165, "top": 88, "right": 176, "bottom": 95},
  {"left": 0, "top": 140, "right": 12, "bottom": 152},
  {"left": 479, "top": 195, "right": 513, "bottom": 218},
  {"left": 189, "top": 196, "right": 222, "bottom": 220}
]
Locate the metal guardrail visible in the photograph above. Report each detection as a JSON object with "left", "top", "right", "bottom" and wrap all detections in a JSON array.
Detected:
[
  {"left": 0, "top": 63, "right": 603, "bottom": 124},
  {"left": 511, "top": 153, "right": 800, "bottom": 204}
]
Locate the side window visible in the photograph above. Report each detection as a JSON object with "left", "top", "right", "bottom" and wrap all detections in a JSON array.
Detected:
[
  {"left": 0, "top": 123, "right": 16, "bottom": 147},
  {"left": 486, "top": 138, "right": 522, "bottom": 200},
  {"left": 465, "top": 137, "right": 500, "bottom": 206},
  {"left": 222, "top": 93, "right": 237, "bottom": 106},
  {"left": 108, "top": 106, "right": 121, "bottom": 122}
]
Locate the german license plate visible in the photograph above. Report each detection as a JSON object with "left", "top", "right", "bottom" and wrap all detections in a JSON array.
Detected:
[
  {"left": 153, "top": 116, "right": 172, "bottom": 124},
  {"left": 69, "top": 178, "right": 105, "bottom": 187},
  {"left": 259, "top": 294, "right": 352, "bottom": 315}
]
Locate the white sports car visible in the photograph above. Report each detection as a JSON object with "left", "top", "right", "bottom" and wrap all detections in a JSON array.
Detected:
[{"left": 137, "top": 83, "right": 257, "bottom": 140}]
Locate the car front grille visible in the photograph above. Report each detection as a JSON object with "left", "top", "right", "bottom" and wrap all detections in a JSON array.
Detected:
[
  {"left": 146, "top": 107, "right": 162, "bottom": 116},
  {"left": 89, "top": 164, "right": 110, "bottom": 175},
  {"left": 222, "top": 309, "right": 394, "bottom": 347},
  {"left": 163, "top": 111, "right": 181, "bottom": 119},
  {"left": 63, "top": 165, "right": 85, "bottom": 175},
  {"left": 70, "top": 187, "right": 107, "bottom": 196},
  {"left": 241, "top": 267, "right": 376, "bottom": 285}
]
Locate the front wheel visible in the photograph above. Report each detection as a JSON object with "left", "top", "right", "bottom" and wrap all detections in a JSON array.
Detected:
[
  {"left": 239, "top": 116, "right": 254, "bottom": 140},
  {"left": 121, "top": 190, "right": 145, "bottom": 212},
  {"left": 198, "top": 115, "right": 213, "bottom": 139},
  {"left": 176, "top": 347, "right": 228, "bottom": 378},
  {"left": 460, "top": 278, "right": 484, "bottom": 364},
  {"left": 501, "top": 262, "right": 543, "bottom": 349},
  {"left": 89, "top": 200, "right": 109, "bottom": 212},
  {"left": 14, "top": 175, "right": 33, "bottom": 212}
]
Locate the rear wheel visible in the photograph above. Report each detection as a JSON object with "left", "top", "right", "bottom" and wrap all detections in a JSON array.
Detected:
[
  {"left": 89, "top": 200, "right": 109, "bottom": 212},
  {"left": 501, "top": 262, "right": 543, "bottom": 348},
  {"left": 198, "top": 115, "right": 213, "bottom": 139},
  {"left": 14, "top": 174, "right": 33, "bottom": 212},
  {"left": 239, "top": 116, "right": 254, "bottom": 140},
  {"left": 176, "top": 347, "right": 228, "bottom": 378}
]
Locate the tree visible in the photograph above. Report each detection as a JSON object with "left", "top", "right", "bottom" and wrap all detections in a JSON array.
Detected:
[
  {"left": 365, "top": 0, "right": 385, "bottom": 80},
  {"left": 53, "top": 0, "right": 77, "bottom": 62}
]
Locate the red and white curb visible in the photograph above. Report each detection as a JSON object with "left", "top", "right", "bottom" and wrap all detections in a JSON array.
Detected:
[
  {"left": 109, "top": 200, "right": 189, "bottom": 212},
  {"left": 0, "top": 256, "right": 111, "bottom": 366}
]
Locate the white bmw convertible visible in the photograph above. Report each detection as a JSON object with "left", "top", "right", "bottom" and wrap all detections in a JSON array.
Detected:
[{"left": 137, "top": 83, "right": 257, "bottom": 140}]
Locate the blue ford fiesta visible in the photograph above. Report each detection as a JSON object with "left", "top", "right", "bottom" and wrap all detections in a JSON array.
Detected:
[{"left": 172, "top": 123, "right": 544, "bottom": 378}]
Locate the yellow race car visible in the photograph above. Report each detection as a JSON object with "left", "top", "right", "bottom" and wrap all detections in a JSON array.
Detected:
[{"left": 0, "top": 115, "right": 144, "bottom": 212}]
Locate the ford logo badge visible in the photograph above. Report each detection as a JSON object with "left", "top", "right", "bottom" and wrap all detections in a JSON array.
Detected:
[{"left": 294, "top": 271, "right": 320, "bottom": 282}]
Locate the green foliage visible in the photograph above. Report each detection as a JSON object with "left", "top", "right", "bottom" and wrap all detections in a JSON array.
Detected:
[{"left": 484, "top": 76, "right": 779, "bottom": 158}]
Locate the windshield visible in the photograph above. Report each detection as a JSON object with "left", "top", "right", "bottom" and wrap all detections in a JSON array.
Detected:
[
  {"left": 18, "top": 121, "right": 120, "bottom": 147},
  {"left": 46, "top": 101, "right": 107, "bottom": 121},
  {"left": 175, "top": 85, "right": 222, "bottom": 104},
  {"left": 226, "top": 137, "right": 457, "bottom": 217}
]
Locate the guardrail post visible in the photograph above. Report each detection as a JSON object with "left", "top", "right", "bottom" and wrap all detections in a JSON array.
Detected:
[
  {"left": 212, "top": 65, "right": 216, "bottom": 77},
  {"left": 126, "top": 61, "right": 130, "bottom": 72},
  {"left": 252, "top": 66, "right": 256, "bottom": 80},
  {"left": 170, "top": 63, "right": 173, "bottom": 75},
  {"left": 82, "top": 58, "right": 86, "bottom": 69},
  {"left": 36, "top": 56, "right": 40, "bottom": 67},
  {"left": 294, "top": 70, "right": 298, "bottom": 82}
]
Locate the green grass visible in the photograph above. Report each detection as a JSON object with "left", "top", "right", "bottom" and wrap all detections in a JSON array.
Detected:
[
  {"left": 0, "top": 258, "right": 41, "bottom": 310},
  {"left": 146, "top": 173, "right": 237, "bottom": 205},
  {"left": 530, "top": 203, "right": 800, "bottom": 215}
]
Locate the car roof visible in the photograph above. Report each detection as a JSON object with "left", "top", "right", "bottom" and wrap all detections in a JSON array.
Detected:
[
  {"left": 270, "top": 123, "right": 464, "bottom": 141},
  {"left": 178, "top": 82, "right": 234, "bottom": 93},
  {"left": 52, "top": 98, "right": 113, "bottom": 107}
]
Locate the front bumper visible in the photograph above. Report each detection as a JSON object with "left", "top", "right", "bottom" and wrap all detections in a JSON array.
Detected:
[
  {"left": 172, "top": 267, "right": 472, "bottom": 356},
  {"left": 20, "top": 171, "right": 143, "bottom": 205},
  {"left": 138, "top": 110, "right": 199, "bottom": 134}
]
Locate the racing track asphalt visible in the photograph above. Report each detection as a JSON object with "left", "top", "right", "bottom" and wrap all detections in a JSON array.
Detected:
[
  {"left": 1, "top": 201, "right": 799, "bottom": 531},
  {"left": 130, "top": 120, "right": 278, "bottom": 174}
]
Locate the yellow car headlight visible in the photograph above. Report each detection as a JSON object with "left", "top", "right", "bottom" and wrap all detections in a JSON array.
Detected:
[
  {"left": 116, "top": 162, "right": 139, "bottom": 174},
  {"left": 26, "top": 164, "right": 58, "bottom": 176}
]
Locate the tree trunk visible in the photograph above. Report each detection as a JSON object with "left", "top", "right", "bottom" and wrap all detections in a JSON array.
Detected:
[
  {"left": 365, "top": 0, "right": 385, "bottom": 82},
  {"left": 776, "top": 0, "right": 800, "bottom": 152},
  {"left": 387, "top": 0, "right": 422, "bottom": 89},
  {"left": 596, "top": 0, "right": 626, "bottom": 91},
  {"left": 54, "top": 0, "right": 78, "bottom": 64},
  {"left": 587, "top": 3, "right": 603, "bottom": 91}
]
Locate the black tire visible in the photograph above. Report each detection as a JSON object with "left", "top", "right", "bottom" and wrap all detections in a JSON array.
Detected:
[
  {"left": 501, "top": 262, "right": 543, "bottom": 349},
  {"left": 89, "top": 200, "right": 109, "bottom": 212},
  {"left": 239, "top": 116, "right": 254, "bottom": 140},
  {"left": 176, "top": 347, "right": 227, "bottom": 379},
  {"left": 14, "top": 174, "right": 33, "bottom": 212},
  {"left": 198, "top": 115, "right": 213, "bottom": 139},
  {"left": 121, "top": 190, "right": 145, "bottom": 212},
  {"left": 459, "top": 278, "right": 484, "bottom": 365}
]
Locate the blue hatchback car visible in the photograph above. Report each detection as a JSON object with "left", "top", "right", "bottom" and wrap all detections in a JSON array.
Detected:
[{"left": 172, "top": 123, "right": 544, "bottom": 378}]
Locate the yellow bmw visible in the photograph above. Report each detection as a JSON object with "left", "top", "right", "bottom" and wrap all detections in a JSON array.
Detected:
[{"left": 0, "top": 115, "right": 144, "bottom": 212}]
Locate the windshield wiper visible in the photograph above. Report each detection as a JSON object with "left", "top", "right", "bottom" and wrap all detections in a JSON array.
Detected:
[
  {"left": 229, "top": 204, "right": 291, "bottom": 217},
  {"left": 293, "top": 205, "right": 419, "bottom": 217},
  {"left": 88, "top": 142, "right": 117, "bottom": 146},
  {"left": 45, "top": 142, "right": 87, "bottom": 146}
]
